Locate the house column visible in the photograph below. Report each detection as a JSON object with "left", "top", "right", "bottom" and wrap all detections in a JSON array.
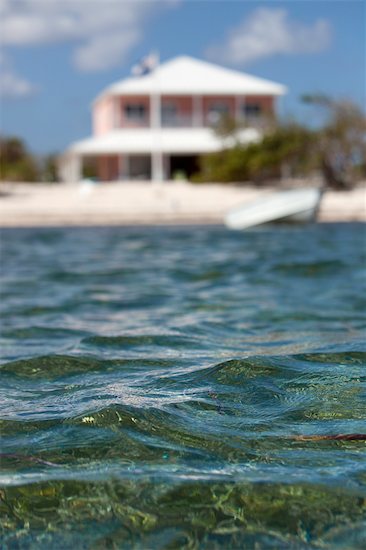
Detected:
[
  {"left": 193, "top": 95, "right": 203, "bottom": 127},
  {"left": 151, "top": 91, "right": 163, "bottom": 181},
  {"left": 58, "top": 153, "right": 82, "bottom": 182},
  {"left": 152, "top": 151, "right": 163, "bottom": 181}
]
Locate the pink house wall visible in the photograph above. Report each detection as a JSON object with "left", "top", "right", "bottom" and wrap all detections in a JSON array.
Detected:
[
  {"left": 93, "top": 97, "right": 115, "bottom": 136},
  {"left": 92, "top": 94, "right": 276, "bottom": 135},
  {"left": 202, "top": 95, "right": 274, "bottom": 122},
  {"left": 161, "top": 95, "right": 193, "bottom": 115},
  {"left": 245, "top": 95, "right": 274, "bottom": 114},
  {"left": 97, "top": 155, "right": 119, "bottom": 181}
]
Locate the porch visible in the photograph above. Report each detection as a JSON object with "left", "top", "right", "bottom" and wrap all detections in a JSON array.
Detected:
[
  {"left": 59, "top": 126, "right": 261, "bottom": 183},
  {"left": 59, "top": 153, "right": 200, "bottom": 182}
]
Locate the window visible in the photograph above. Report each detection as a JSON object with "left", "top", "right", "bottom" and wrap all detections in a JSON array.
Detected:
[
  {"left": 207, "top": 102, "right": 230, "bottom": 124},
  {"left": 243, "top": 103, "right": 262, "bottom": 117},
  {"left": 162, "top": 102, "right": 177, "bottom": 125},
  {"left": 124, "top": 104, "right": 146, "bottom": 121}
]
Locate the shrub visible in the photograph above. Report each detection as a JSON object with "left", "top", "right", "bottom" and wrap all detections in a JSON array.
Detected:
[{"left": 0, "top": 136, "right": 40, "bottom": 182}]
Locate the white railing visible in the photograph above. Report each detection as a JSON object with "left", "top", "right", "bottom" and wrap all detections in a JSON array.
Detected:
[
  {"left": 161, "top": 114, "right": 194, "bottom": 127},
  {"left": 118, "top": 113, "right": 270, "bottom": 129}
]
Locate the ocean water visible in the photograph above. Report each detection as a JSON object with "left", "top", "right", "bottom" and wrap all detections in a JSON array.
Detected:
[{"left": 0, "top": 224, "right": 365, "bottom": 549}]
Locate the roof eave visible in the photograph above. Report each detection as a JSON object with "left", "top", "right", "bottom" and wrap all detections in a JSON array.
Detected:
[{"left": 101, "top": 87, "right": 287, "bottom": 98}]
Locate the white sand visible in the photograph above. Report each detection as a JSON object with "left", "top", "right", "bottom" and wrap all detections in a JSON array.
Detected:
[{"left": 0, "top": 181, "right": 365, "bottom": 227}]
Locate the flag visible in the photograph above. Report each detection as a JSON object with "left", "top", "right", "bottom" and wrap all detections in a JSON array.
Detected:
[{"left": 131, "top": 52, "right": 159, "bottom": 76}]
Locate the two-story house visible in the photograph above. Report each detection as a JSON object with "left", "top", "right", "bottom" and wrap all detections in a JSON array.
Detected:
[{"left": 60, "top": 56, "right": 286, "bottom": 182}]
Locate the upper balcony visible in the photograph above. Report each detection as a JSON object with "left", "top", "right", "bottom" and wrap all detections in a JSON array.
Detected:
[{"left": 93, "top": 94, "right": 275, "bottom": 135}]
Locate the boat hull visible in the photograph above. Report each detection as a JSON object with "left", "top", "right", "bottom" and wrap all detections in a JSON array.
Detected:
[{"left": 225, "top": 188, "right": 322, "bottom": 230}]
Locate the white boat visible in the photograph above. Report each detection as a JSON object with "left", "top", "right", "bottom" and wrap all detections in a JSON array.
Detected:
[{"left": 225, "top": 187, "right": 322, "bottom": 230}]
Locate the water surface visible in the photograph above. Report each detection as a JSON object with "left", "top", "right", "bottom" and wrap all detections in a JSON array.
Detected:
[{"left": 1, "top": 224, "right": 365, "bottom": 548}]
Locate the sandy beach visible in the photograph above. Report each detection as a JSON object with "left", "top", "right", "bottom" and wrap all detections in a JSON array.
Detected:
[{"left": 0, "top": 181, "right": 365, "bottom": 227}]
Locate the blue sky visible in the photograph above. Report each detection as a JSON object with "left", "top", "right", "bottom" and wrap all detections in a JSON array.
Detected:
[{"left": 1, "top": 0, "right": 365, "bottom": 154}]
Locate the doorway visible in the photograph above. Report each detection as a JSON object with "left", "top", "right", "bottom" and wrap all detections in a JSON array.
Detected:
[{"left": 169, "top": 155, "right": 199, "bottom": 180}]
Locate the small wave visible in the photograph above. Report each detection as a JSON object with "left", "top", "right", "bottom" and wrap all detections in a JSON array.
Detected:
[
  {"left": 272, "top": 259, "right": 347, "bottom": 277},
  {"left": 82, "top": 333, "right": 203, "bottom": 349},
  {"left": 0, "top": 354, "right": 182, "bottom": 379}
]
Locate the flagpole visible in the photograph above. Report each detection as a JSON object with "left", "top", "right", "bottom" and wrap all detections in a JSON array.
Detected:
[{"left": 151, "top": 52, "right": 163, "bottom": 182}]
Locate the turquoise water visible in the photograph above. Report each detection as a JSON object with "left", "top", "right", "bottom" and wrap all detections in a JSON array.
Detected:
[{"left": 0, "top": 224, "right": 365, "bottom": 549}]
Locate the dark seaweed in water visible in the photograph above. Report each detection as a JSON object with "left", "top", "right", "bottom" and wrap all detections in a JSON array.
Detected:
[{"left": 0, "top": 224, "right": 365, "bottom": 549}]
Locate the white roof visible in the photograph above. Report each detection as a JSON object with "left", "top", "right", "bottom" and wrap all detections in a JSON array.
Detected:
[
  {"left": 99, "top": 56, "right": 286, "bottom": 99},
  {"left": 69, "top": 127, "right": 261, "bottom": 156}
]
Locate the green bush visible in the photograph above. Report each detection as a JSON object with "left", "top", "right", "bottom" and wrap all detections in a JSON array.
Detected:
[
  {"left": 195, "top": 124, "right": 316, "bottom": 184},
  {"left": 0, "top": 136, "right": 40, "bottom": 182}
]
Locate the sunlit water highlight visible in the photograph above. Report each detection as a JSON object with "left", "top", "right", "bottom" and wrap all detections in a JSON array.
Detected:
[{"left": 0, "top": 224, "right": 365, "bottom": 549}]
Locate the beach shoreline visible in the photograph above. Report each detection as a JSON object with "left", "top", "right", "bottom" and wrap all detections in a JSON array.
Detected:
[{"left": 0, "top": 181, "right": 365, "bottom": 227}]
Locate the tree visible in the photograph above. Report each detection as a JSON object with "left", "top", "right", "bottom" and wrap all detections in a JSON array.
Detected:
[
  {"left": 42, "top": 154, "right": 59, "bottom": 182},
  {"left": 0, "top": 136, "right": 40, "bottom": 182},
  {"left": 195, "top": 122, "right": 316, "bottom": 184},
  {"left": 194, "top": 96, "right": 365, "bottom": 189},
  {"left": 302, "top": 95, "right": 366, "bottom": 189}
]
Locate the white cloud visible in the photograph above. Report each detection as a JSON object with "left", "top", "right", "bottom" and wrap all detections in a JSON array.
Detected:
[
  {"left": 73, "top": 29, "right": 141, "bottom": 72},
  {"left": 0, "top": 0, "right": 177, "bottom": 72},
  {"left": 0, "top": 53, "right": 36, "bottom": 97},
  {"left": 206, "top": 7, "right": 332, "bottom": 65}
]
